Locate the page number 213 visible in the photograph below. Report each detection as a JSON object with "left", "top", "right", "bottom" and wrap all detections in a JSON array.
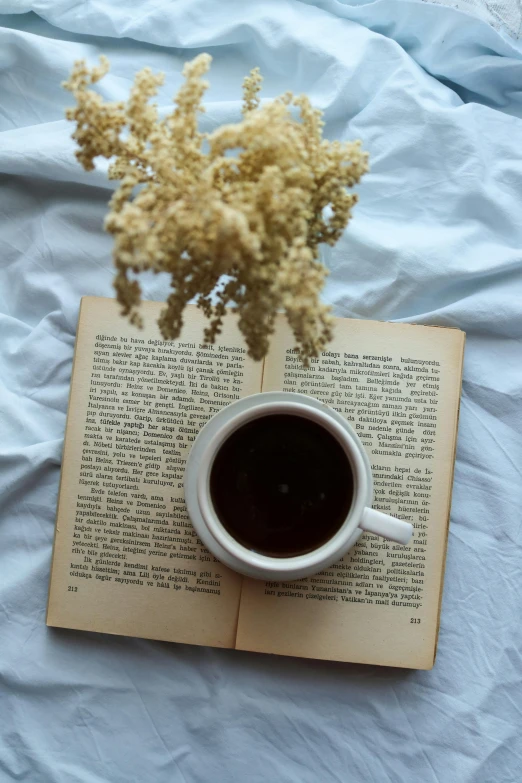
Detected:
[{"left": 410, "top": 618, "right": 421, "bottom": 624}]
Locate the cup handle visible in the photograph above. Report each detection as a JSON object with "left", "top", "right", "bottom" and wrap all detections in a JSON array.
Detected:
[{"left": 360, "top": 507, "right": 413, "bottom": 546}]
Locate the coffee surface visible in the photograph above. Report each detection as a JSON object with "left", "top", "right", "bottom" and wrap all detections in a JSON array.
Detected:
[{"left": 209, "top": 414, "right": 354, "bottom": 558}]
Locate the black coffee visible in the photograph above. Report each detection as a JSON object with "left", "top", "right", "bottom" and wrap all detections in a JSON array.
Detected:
[{"left": 209, "top": 414, "right": 354, "bottom": 558}]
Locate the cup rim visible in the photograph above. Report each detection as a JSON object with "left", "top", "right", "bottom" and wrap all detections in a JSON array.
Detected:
[{"left": 195, "top": 399, "right": 369, "bottom": 572}]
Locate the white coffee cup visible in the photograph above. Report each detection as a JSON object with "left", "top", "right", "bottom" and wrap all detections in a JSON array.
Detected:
[{"left": 184, "top": 392, "right": 413, "bottom": 581}]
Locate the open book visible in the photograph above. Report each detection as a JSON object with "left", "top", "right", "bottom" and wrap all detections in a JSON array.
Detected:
[{"left": 47, "top": 297, "right": 465, "bottom": 669}]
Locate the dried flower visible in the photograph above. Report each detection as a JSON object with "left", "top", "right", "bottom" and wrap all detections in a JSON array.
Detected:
[{"left": 64, "top": 54, "right": 368, "bottom": 363}]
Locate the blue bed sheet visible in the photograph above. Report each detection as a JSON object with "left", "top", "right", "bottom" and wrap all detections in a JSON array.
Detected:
[{"left": 1, "top": 2, "right": 521, "bottom": 781}]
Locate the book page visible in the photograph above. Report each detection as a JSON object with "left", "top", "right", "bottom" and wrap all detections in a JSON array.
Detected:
[
  {"left": 236, "top": 316, "right": 464, "bottom": 668},
  {"left": 47, "top": 297, "right": 262, "bottom": 648}
]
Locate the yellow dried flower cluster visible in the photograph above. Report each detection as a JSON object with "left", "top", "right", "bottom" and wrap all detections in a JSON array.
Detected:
[{"left": 63, "top": 54, "right": 368, "bottom": 362}]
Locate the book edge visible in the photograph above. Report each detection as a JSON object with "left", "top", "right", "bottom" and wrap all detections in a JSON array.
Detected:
[
  {"left": 46, "top": 617, "right": 233, "bottom": 650},
  {"left": 81, "top": 297, "right": 467, "bottom": 337},
  {"left": 234, "top": 639, "right": 434, "bottom": 670},
  {"left": 429, "top": 330, "right": 466, "bottom": 667},
  {"left": 46, "top": 297, "right": 87, "bottom": 626}
]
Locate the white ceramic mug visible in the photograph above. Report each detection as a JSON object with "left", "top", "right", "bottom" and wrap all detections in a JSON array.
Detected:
[{"left": 184, "top": 392, "right": 413, "bottom": 580}]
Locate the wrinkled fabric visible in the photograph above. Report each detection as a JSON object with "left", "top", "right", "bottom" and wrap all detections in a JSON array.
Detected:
[{"left": 1, "top": 2, "right": 521, "bottom": 782}]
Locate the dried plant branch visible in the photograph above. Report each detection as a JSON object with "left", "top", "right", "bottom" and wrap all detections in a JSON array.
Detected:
[{"left": 64, "top": 53, "right": 368, "bottom": 363}]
